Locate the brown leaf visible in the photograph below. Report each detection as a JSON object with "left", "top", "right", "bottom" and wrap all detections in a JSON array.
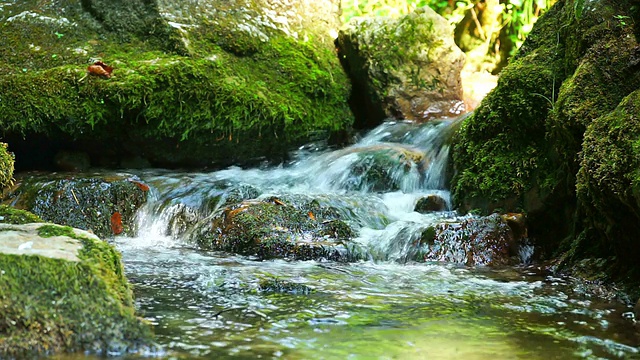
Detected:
[{"left": 111, "top": 212, "right": 124, "bottom": 235}]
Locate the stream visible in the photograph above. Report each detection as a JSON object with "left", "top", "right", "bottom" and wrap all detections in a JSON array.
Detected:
[{"left": 50, "top": 120, "right": 640, "bottom": 359}]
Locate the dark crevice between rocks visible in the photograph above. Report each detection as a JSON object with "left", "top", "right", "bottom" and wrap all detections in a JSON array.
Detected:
[{"left": 335, "top": 38, "right": 387, "bottom": 130}]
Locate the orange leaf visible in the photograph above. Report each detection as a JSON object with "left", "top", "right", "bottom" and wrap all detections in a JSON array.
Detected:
[
  {"left": 111, "top": 212, "right": 124, "bottom": 235},
  {"left": 308, "top": 211, "right": 316, "bottom": 221},
  {"left": 87, "top": 61, "right": 113, "bottom": 78},
  {"left": 130, "top": 180, "right": 150, "bottom": 192}
]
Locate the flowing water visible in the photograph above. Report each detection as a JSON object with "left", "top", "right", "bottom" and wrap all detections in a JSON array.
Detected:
[{"left": 52, "top": 120, "right": 640, "bottom": 359}]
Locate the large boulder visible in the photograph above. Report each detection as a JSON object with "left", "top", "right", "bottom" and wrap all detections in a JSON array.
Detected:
[
  {"left": 337, "top": 7, "right": 465, "bottom": 128},
  {"left": 2, "top": 173, "right": 150, "bottom": 238},
  {"left": 0, "top": 0, "right": 352, "bottom": 169},
  {"left": 0, "top": 221, "right": 153, "bottom": 357},
  {"left": 451, "top": 1, "right": 640, "bottom": 276}
]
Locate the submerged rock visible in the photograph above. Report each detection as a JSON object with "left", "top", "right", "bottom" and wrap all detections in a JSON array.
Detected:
[
  {"left": 0, "top": 0, "right": 352, "bottom": 169},
  {"left": 420, "top": 214, "right": 523, "bottom": 266},
  {"left": 337, "top": 6, "right": 465, "bottom": 127},
  {"left": 0, "top": 222, "right": 153, "bottom": 357},
  {"left": 198, "top": 197, "right": 358, "bottom": 261},
  {"left": 414, "top": 194, "right": 448, "bottom": 213},
  {"left": 2, "top": 173, "right": 149, "bottom": 238}
]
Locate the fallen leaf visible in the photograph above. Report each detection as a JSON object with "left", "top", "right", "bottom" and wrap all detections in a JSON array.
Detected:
[
  {"left": 308, "top": 211, "right": 316, "bottom": 221},
  {"left": 111, "top": 212, "right": 124, "bottom": 235},
  {"left": 130, "top": 180, "right": 150, "bottom": 192},
  {"left": 87, "top": 61, "right": 113, "bottom": 78}
]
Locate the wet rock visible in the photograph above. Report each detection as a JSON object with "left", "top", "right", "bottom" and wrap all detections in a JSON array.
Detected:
[
  {"left": 198, "top": 198, "right": 358, "bottom": 261},
  {"left": 0, "top": 223, "right": 153, "bottom": 358},
  {"left": 414, "top": 194, "right": 447, "bottom": 213},
  {"left": 258, "top": 278, "right": 313, "bottom": 295},
  {"left": 2, "top": 173, "right": 149, "bottom": 238},
  {"left": 337, "top": 6, "right": 465, "bottom": 127},
  {"left": 420, "top": 214, "right": 522, "bottom": 266},
  {"left": 326, "top": 143, "right": 429, "bottom": 192},
  {"left": 0, "top": 0, "right": 352, "bottom": 170}
]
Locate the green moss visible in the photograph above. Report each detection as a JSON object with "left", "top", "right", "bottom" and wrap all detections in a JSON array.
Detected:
[
  {"left": 0, "top": 205, "right": 42, "bottom": 224},
  {"left": 0, "top": 143, "right": 14, "bottom": 189},
  {"left": 0, "top": 224, "right": 152, "bottom": 357},
  {"left": 0, "top": 0, "right": 353, "bottom": 167}
]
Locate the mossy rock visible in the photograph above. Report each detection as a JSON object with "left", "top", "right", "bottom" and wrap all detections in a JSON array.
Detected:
[
  {"left": 323, "top": 143, "right": 429, "bottom": 192},
  {"left": 337, "top": 6, "right": 465, "bottom": 127},
  {"left": 0, "top": 143, "right": 14, "bottom": 189},
  {"left": 419, "top": 214, "right": 520, "bottom": 266},
  {"left": 0, "top": 0, "right": 352, "bottom": 169},
  {"left": 198, "top": 198, "right": 358, "bottom": 261},
  {"left": 0, "top": 205, "right": 42, "bottom": 224},
  {"left": 2, "top": 173, "right": 149, "bottom": 238},
  {"left": 0, "top": 223, "right": 153, "bottom": 357},
  {"left": 451, "top": 0, "right": 640, "bottom": 261},
  {"left": 574, "top": 90, "right": 640, "bottom": 274}
]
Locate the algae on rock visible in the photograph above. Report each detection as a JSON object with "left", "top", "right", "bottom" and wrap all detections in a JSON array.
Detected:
[
  {"left": 0, "top": 0, "right": 352, "bottom": 169},
  {"left": 0, "top": 223, "right": 153, "bottom": 357},
  {"left": 337, "top": 7, "right": 465, "bottom": 128},
  {"left": 451, "top": 0, "right": 640, "bottom": 279}
]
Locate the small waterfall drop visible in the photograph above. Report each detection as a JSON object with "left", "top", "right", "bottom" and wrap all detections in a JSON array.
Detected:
[{"left": 132, "top": 118, "right": 473, "bottom": 263}]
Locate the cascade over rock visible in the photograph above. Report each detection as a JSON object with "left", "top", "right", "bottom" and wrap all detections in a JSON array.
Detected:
[
  {"left": 0, "top": 0, "right": 352, "bottom": 169},
  {"left": 451, "top": 0, "right": 640, "bottom": 283},
  {"left": 337, "top": 7, "right": 465, "bottom": 128}
]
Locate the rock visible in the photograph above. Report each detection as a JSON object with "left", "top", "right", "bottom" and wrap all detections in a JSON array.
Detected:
[
  {"left": 450, "top": 0, "right": 640, "bottom": 276},
  {"left": 414, "top": 194, "right": 448, "bottom": 213},
  {"left": 420, "top": 214, "right": 521, "bottom": 266},
  {"left": 197, "top": 198, "right": 358, "bottom": 261},
  {"left": 337, "top": 6, "right": 465, "bottom": 127},
  {"left": 2, "top": 173, "right": 149, "bottom": 238},
  {"left": 323, "top": 143, "right": 429, "bottom": 192},
  {"left": 577, "top": 90, "right": 640, "bottom": 268},
  {"left": 0, "top": 0, "right": 352, "bottom": 169},
  {"left": 0, "top": 222, "right": 153, "bottom": 357},
  {"left": 0, "top": 204, "right": 42, "bottom": 224},
  {"left": 0, "top": 143, "right": 14, "bottom": 189}
]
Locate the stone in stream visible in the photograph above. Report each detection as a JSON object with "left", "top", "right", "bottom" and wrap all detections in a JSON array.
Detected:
[
  {"left": 0, "top": 214, "right": 154, "bottom": 358},
  {"left": 2, "top": 173, "right": 150, "bottom": 238},
  {"left": 198, "top": 197, "right": 359, "bottom": 261},
  {"left": 414, "top": 194, "right": 448, "bottom": 213},
  {"left": 337, "top": 6, "right": 465, "bottom": 128},
  {"left": 419, "top": 213, "right": 525, "bottom": 266},
  {"left": 325, "top": 143, "right": 429, "bottom": 192}
]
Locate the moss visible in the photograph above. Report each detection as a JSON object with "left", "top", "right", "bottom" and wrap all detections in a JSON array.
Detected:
[
  {"left": 0, "top": 224, "right": 153, "bottom": 357},
  {"left": 574, "top": 90, "right": 640, "bottom": 274},
  {"left": 201, "top": 200, "right": 357, "bottom": 261},
  {"left": 4, "top": 174, "right": 148, "bottom": 238},
  {"left": 0, "top": 205, "right": 42, "bottom": 224},
  {"left": 0, "top": 1, "right": 353, "bottom": 168}
]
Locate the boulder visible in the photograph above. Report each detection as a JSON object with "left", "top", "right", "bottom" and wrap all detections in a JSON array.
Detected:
[
  {"left": 450, "top": 0, "right": 640, "bottom": 275},
  {"left": 0, "top": 222, "right": 153, "bottom": 357},
  {"left": 2, "top": 173, "right": 150, "bottom": 238},
  {"left": 197, "top": 197, "right": 358, "bottom": 261},
  {"left": 337, "top": 7, "right": 465, "bottom": 128},
  {"left": 0, "top": 0, "right": 352, "bottom": 169}
]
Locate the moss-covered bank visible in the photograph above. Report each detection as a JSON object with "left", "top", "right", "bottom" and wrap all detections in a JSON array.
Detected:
[
  {"left": 0, "top": 0, "right": 352, "bottom": 169},
  {"left": 451, "top": 0, "right": 640, "bottom": 286},
  {"left": 0, "top": 221, "right": 153, "bottom": 357}
]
